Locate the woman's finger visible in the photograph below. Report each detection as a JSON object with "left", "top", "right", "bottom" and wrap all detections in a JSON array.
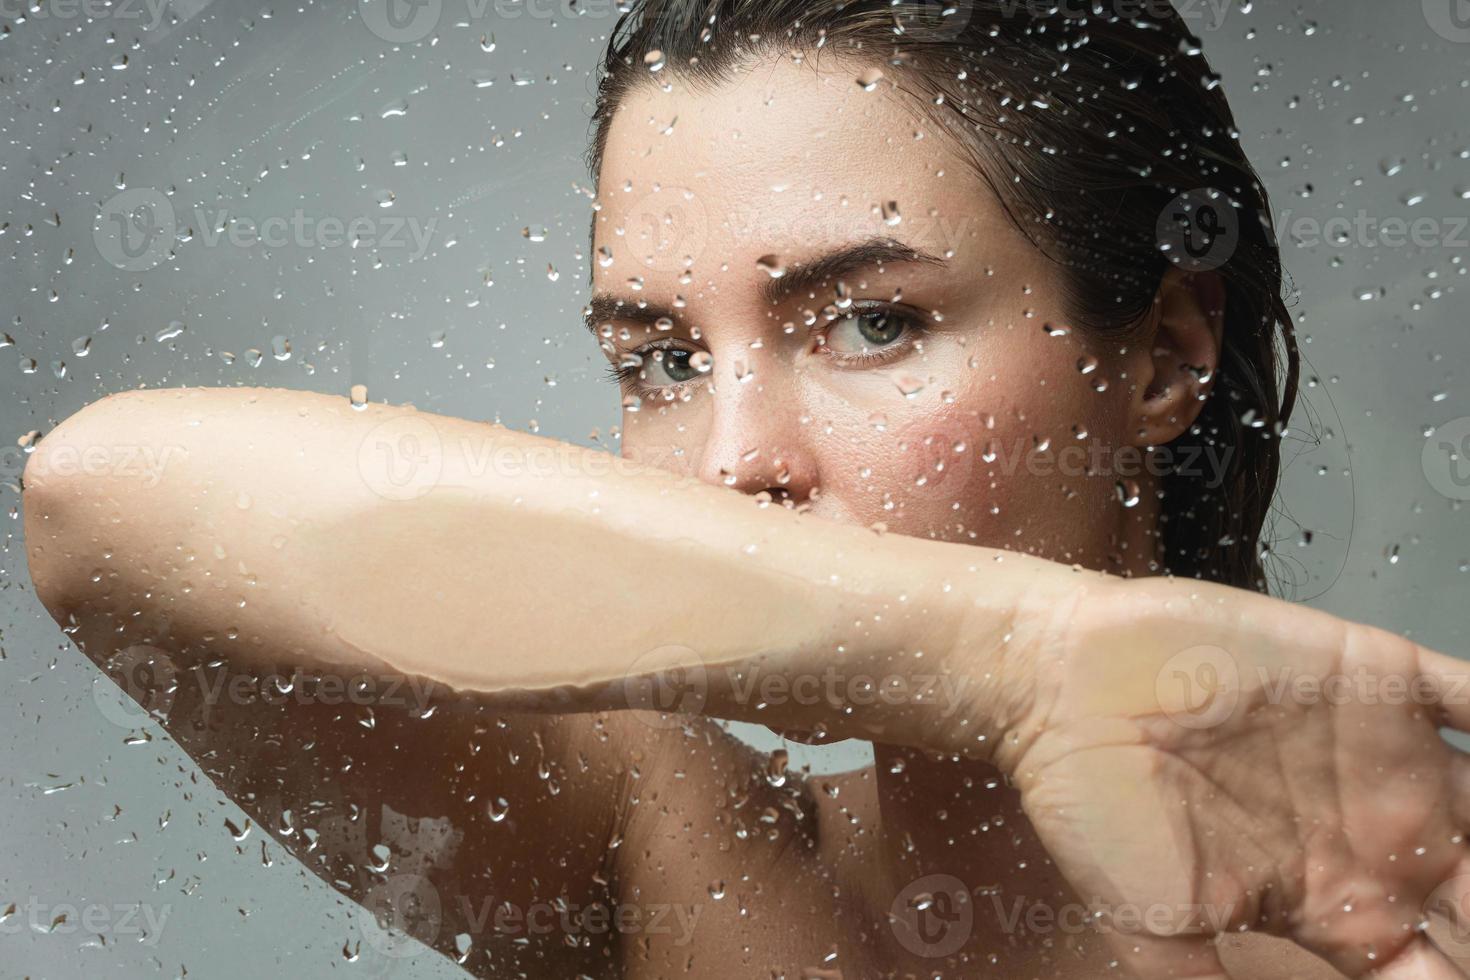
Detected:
[
  {"left": 1416, "top": 647, "right": 1470, "bottom": 732},
  {"left": 1423, "top": 866, "right": 1470, "bottom": 970},
  {"left": 1364, "top": 934, "right": 1470, "bottom": 979}
]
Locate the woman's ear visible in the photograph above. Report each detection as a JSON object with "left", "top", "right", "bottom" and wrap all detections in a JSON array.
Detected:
[{"left": 1127, "top": 267, "right": 1225, "bottom": 446}]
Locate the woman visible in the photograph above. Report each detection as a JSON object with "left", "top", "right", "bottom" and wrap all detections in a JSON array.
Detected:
[{"left": 22, "top": 1, "right": 1470, "bottom": 977}]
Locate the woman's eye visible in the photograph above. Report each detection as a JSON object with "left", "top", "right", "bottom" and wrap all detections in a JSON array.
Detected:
[
  {"left": 643, "top": 347, "right": 706, "bottom": 385},
  {"left": 823, "top": 307, "right": 912, "bottom": 356}
]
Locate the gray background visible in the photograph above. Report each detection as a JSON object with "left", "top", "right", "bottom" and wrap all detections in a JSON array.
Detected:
[{"left": 1, "top": 0, "right": 1466, "bottom": 976}]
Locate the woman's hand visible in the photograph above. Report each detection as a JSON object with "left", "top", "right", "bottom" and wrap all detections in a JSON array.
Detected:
[{"left": 1003, "top": 578, "right": 1470, "bottom": 978}]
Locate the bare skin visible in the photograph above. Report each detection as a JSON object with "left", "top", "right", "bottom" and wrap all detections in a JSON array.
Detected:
[{"left": 21, "top": 55, "right": 1470, "bottom": 980}]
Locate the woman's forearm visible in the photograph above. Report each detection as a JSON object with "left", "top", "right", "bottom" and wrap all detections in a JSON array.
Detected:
[{"left": 23, "top": 386, "right": 1088, "bottom": 758}]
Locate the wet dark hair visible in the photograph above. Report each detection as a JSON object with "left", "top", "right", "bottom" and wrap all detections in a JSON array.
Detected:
[{"left": 588, "top": 0, "right": 1299, "bottom": 593}]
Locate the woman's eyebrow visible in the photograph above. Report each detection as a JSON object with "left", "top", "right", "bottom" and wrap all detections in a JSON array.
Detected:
[
  {"left": 583, "top": 294, "right": 678, "bottom": 336},
  {"left": 765, "top": 238, "right": 947, "bottom": 304},
  {"left": 583, "top": 238, "right": 946, "bottom": 337}
]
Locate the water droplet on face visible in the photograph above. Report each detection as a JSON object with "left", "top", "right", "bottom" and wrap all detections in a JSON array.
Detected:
[
  {"left": 894, "top": 374, "right": 926, "bottom": 397},
  {"left": 1116, "top": 480, "right": 1141, "bottom": 508},
  {"left": 1076, "top": 354, "right": 1098, "bottom": 375},
  {"left": 881, "top": 201, "right": 901, "bottom": 226},
  {"left": 644, "top": 49, "right": 666, "bottom": 72},
  {"left": 689, "top": 350, "right": 713, "bottom": 374},
  {"left": 487, "top": 798, "right": 509, "bottom": 822},
  {"left": 654, "top": 316, "right": 674, "bottom": 332},
  {"left": 756, "top": 255, "right": 786, "bottom": 278},
  {"left": 708, "top": 880, "right": 726, "bottom": 900},
  {"left": 856, "top": 67, "right": 884, "bottom": 91}
]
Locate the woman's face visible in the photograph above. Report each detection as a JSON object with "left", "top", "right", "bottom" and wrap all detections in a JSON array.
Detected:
[{"left": 592, "top": 57, "right": 1158, "bottom": 570}]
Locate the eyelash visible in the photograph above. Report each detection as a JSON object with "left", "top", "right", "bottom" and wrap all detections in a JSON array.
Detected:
[
  {"left": 814, "top": 301, "right": 928, "bottom": 368},
  {"left": 601, "top": 301, "right": 929, "bottom": 394}
]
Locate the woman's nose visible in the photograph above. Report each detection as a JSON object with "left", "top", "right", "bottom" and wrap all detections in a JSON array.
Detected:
[{"left": 694, "top": 385, "right": 820, "bottom": 506}]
